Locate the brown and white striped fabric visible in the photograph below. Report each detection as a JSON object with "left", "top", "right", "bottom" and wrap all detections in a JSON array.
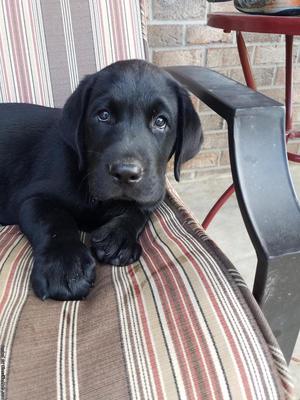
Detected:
[
  {"left": 0, "top": 1, "right": 294, "bottom": 399},
  {"left": 0, "top": 187, "right": 294, "bottom": 400}
]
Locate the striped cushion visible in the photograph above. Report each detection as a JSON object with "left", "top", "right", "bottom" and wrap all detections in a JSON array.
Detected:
[
  {"left": 0, "top": 185, "right": 293, "bottom": 399},
  {"left": 0, "top": 1, "right": 294, "bottom": 398}
]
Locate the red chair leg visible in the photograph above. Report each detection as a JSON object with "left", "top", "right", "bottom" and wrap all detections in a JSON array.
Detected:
[
  {"left": 236, "top": 31, "right": 256, "bottom": 90},
  {"left": 202, "top": 184, "right": 235, "bottom": 229}
]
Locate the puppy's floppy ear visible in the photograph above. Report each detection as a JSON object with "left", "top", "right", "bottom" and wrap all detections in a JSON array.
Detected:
[
  {"left": 172, "top": 85, "right": 203, "bottom": 182},
  {"left": 60, "top": 74, "right": 96, "bottom": 171}
]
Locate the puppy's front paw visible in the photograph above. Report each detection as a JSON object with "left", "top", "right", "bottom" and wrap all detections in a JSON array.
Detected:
[
  {"left": 91, "top": 222, "right": 141, "bottom": 266},
  {"left": 31, "top": 241, "right": 96, "bottom": 301}
]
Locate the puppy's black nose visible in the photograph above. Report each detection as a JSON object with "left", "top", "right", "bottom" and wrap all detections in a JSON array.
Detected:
[{"left": 109, "top": 161, "right": 143, "bottom": 184}]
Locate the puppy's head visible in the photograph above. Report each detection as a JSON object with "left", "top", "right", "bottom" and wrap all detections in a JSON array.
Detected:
[{"left": 60, "top": 60, "right": 202, "bottom": 210}]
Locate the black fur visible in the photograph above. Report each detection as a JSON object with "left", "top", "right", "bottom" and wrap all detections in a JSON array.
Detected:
[{"left": 0, "top": 60, "right": 202, "bottom": 300}]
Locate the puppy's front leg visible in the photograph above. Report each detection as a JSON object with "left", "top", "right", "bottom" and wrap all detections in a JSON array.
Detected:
[
  {"left": 91, "top": 203, "right": 149, "bottom": 266},
  {"left": 19, "top": 198, "right": 96, "bottom": 300}
]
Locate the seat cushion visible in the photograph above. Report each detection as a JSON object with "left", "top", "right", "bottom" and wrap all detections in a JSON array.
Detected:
[{"left": 0, "top": 185, "right": 293, "bottom": 400}]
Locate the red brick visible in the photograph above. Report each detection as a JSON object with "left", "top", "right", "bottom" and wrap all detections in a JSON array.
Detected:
[
  {"left": 153, "top": 0, "right": 206, "bottom": 20},
  {"left": 168, "top": 169, "right": 196, "bottom": 181},
  {"left": 197, "top": 98, "right": 211, "bottom": 113},
  {"left": 217, "top": 66, "right": 275, "bottom": 87},
  {"left": 293, "top": 106, "right": 300, "bottom": 122},
  {"left": 148, "top": 25, "right": 183, "bottom": 47},
  {"left": 287, "top": 142, "right": 299, "bottom": 154},
  {"left": 247, "top": 66, "right": 275, "bottom": 87},
  {"left": 260, "top": 87, "right": 285, "bottom": 103},
  {"left": 202, "top": 132, "right": 228, "bottom": 150},
  {"left": 243, "top": 32, "right": 281, "bottom": 43},
  {"left": 275, "top": 66, "right": 300, "bottom": 85},
  {"left": 261, "top": 85, "right": 300, "bottom": 104},
  {"left": 200, "top": 113, "right": 224, "bottom": 131},
  {"left": 182, "top": 151, "right": 219, "bottom": 169},
  {"left": 186, "top": 25, "right": 233, "bottom": 45},
  {"left": 210, "top": 1, "right": 236, "bottom": 12},
  {"left": 220, "top": 150, "right": 230, "bottom": 166},
  {"left": 294, "top": 85, "right": 300, "bottom": 103},
  {"left": 294, "top": 123, "right": 300, "bottom": 132},
  {"left": 152, "top": 49, "right": 204, "bottom": 67},
  {"left": 207, "top": 47, "right": 251, "bottom": 68},
  {"left": 254, "top": 45, "right": 296, "bottom": 65}
]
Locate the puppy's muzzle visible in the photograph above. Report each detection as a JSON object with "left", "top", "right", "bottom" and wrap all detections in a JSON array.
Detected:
[{"left": 109, "top": 161, "right": 143, "bottom": 184}]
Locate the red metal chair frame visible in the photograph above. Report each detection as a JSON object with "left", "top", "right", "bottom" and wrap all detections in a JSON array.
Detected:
[{"left": 202, "top": 13, "right": 300, "bottom": 229}]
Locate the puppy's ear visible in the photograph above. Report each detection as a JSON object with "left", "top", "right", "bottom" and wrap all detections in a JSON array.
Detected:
[
  {"left": 173, "top": 86, "right": 203, "bottom": 181},
  {"left": 60, "top": 74, "right": 96, "bottom": 170}
]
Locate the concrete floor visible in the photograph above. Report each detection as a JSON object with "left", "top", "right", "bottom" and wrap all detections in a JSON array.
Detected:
[{"left": 171, "top": 164, "right": 300, "bottom": 397}]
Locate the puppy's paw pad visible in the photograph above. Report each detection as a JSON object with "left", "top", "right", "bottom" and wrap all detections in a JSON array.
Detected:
[
  {"left": 31, "top": 243, "right": 96, "bottom": 301},
  {"left": 91, "top": 227, "right": 141, "bottom": 266}
]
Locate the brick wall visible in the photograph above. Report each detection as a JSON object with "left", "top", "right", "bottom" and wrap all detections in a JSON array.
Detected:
[{"left": 146, "top": 0, "right": 300, "bottom": 179}]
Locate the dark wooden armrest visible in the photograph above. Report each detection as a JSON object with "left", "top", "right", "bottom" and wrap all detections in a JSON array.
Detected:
[{"left": 166, "top": 65, "right": 300, "bottom": 362}]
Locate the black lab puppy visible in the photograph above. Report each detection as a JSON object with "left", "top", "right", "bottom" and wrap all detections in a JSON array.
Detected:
[{"left": 0, "top": 60, "right": 202, "bottom": 301}]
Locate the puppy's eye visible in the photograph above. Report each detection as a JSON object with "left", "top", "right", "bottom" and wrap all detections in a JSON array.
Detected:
[
  {"left": 97, "top": 110, "right": 111, "bottom": 122},
  {"left": 153, "top": 116, "right": 167, "bottom": 130}
]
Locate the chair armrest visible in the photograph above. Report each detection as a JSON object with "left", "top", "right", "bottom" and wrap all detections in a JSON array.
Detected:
[{"left": 166, "top": 65, "right": 300, "bottom": 362}]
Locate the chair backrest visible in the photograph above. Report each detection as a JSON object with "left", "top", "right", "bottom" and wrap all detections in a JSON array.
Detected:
[{"left": 0, "top": 0, "right": 146, "bottom": 107}]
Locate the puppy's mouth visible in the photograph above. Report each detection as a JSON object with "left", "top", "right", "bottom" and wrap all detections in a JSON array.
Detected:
[
  {"left": 87, "top": 165, "right": 166, "bottom": 210},
  {"left": 90, "top": 187, "right": 165, "bottom": 211}
]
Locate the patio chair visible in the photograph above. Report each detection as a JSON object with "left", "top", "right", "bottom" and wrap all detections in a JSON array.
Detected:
[{"left": 0, "top": 0, "right": 299, "bottom": 399}]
